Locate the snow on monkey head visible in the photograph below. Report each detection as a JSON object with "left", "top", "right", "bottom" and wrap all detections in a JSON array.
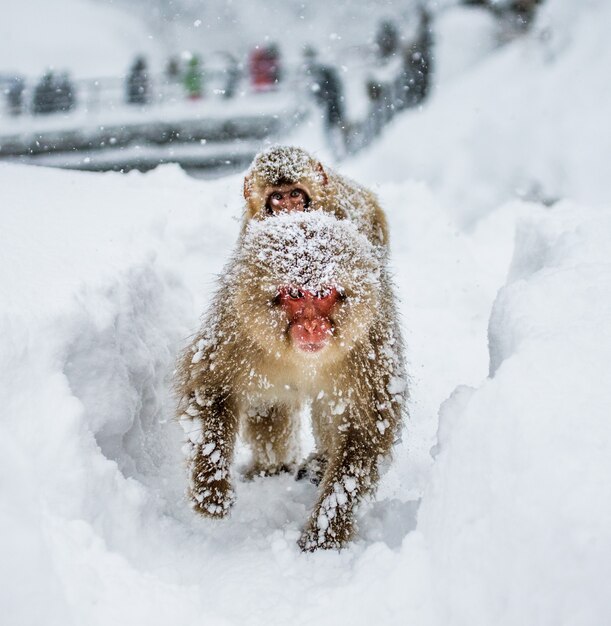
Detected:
[{"left": 231, "top": 211, "right": 382, "bottom": 357}]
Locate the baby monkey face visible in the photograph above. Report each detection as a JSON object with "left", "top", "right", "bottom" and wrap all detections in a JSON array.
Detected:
[{"left": 266, "top": 186, "right": 310, "bottom": 214}]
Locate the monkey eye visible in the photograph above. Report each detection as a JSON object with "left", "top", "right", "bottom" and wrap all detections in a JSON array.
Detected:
[
  {"left": 290, "top": 189, "right": 303, "bottom": 198},
  {"left": 288, "top": 287, "right": 305, "bottom": 299},
  {"left": 271, "top": 192, "right": 283, "bottom": 202}
]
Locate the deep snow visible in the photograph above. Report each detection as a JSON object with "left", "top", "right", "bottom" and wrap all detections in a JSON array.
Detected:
[{"left": 1, "top": 0, "right": 611, "bottom": 624}]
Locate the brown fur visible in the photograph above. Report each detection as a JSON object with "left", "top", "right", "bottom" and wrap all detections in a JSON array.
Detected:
[
  {"left": 176, "top": 211, "right": 407, "bottom": 551},
  {"left": 243, "top": 145, "right": 390, "bottom": 248}
]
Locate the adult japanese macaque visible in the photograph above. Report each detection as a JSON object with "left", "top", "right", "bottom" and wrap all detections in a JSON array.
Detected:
[
  {"left": 176, "top": 212, "right": 407, "bottom": 551},
  {"left": 242, "top": 145, "right": 390, "bottom": 249}
]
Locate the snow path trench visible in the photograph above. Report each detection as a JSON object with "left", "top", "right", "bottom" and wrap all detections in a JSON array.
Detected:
[
  {"left": 10, "top": 167, "right": 521, "bottom": 624},
  {"left": 3, "top": 3, "right": 611, "bottom": 621}
]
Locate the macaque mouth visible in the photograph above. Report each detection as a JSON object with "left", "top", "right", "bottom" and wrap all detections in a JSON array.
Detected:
[
  {"left": 290, "top": 320, "right": 334, "bottom": 351},
  {"left": 275, "top": 285, "right": 343, "bottom": 352},
  {"left": 296, "top": 341, "right": 328, "bottom": 353}
]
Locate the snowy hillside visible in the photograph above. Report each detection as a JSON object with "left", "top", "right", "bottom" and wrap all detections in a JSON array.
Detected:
[
  {"left": 2, "top": 0, "right": 163, "bottom": 78},
  {"left": 349, "top": 0, "right": 611, "bottom": 220},
  {"left": 1, "top": 1, "right": 611, "bottom": 625}
]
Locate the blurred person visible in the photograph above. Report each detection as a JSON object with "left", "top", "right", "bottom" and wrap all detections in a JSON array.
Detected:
[
  {"left": 32, "top": 71, "right": 57, "bottom": 115},
  {"left": 56, "top": 72, "right": 76, "bottom": 112},
  {"left": 126, "top": 56, "right": 149, "bottom": 105},
  {"left": 223, "top": 53, "right": 241, "bottom": 99},
  {"left": 504, "top": 0, "right": 542, "bottom": 32},
  {"left": 249, "top": 44, "right": 281, "bottom": 92},
  {"left": 166, "top": 56, "right": 181, "bottom": 82},
  {"left": 375, "top": 20, "right": 400, "bottom": 59},
  {"left": 400, "top": 7, "right": 433, "bottom": 108},
  {"left": 303, "top": 47, "right": 345, "bottom": 130},
  {"left": 366, "top": 79, "right": 386, "bottom": 138},
  {"left": 184, "top": 55, "right": 204, "bottom": 99},
  {"left": 266, "top": 44, "right": 281, "bottom": 85},
  {"left": 462, "top": 0, "right": 542, "bottom": 37},
  {"left": 6, "top": 75, "right": 25, "bottom": 116}
]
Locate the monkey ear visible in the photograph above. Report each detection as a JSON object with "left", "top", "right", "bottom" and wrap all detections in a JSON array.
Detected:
[{"left": 316, "top": 162, "right": 329, "bottom": 186}]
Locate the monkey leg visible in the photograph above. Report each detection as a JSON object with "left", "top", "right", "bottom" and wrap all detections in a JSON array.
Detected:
[
  {"left": 295, "top": 452, "right": 328, "bottom": 485},
  {"left": 298, "top": 410, "right": 394, "bottom": 552},
  {"left": 242, "top": 404, "right": 299, "bottom": 479},
  {"left": 182, "top": 392, "right": 239, "bottom": 518},
  {"left": 295, "top": 399, "right": 331, "bottom": 485}
]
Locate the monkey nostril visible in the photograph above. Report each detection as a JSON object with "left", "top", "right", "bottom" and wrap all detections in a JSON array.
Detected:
[{"left": 303, "top": 319, "right": 319, "bottom": 333}]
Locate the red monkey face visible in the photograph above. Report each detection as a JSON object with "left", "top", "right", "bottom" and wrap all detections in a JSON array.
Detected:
[{"left": 277, "top": 285, "right": 342, "bottom": 353}]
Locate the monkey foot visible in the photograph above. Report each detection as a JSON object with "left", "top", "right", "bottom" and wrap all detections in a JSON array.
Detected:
[
  {"left": 297, "top": 523, "right": 350, "bottom": 552},
  {"left": 242, "top": 462, "right": 295, "bottom": 481},
  {"left": 298, "top": 489, "right": 356, "bottom": 551},
  {"left": 295, "top": 453, "right": 327, "bottom": 486},
  {"left": 189, "top": 480, "right": 235, "bottom": 518}
]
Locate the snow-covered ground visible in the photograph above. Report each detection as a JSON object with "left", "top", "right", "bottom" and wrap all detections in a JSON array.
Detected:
[{"left": 1, "top": 1, "right": 611, "bottom": 625}]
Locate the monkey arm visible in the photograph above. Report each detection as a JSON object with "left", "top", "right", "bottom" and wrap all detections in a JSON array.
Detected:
[
  {"left": 299, "top": 338, "right": 406, "bottom": 551},
  {"left": 298, "top": 409, "right": 390, "bottom": 551},
  {"left": 242, "top": 403, "right": 300, "bottom": 478},
  {"left": 181, "top": 389, "right": 239, "bottom": 518}
]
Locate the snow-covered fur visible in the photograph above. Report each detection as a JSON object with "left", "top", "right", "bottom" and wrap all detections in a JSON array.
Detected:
[
  {"left": 243, "top": 145, "right": 390, "bottom": 249},
  {"left": 176, "top": 212, "right": 407, "bottom": 550}
]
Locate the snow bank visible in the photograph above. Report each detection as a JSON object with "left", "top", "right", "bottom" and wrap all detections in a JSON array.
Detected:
[
  {"left": 349, "top": 0, "right": 611, "bottom": 224},
  {"left": 415, "top": 201, "right": 611, "bottom": 625},
  {"left": 0, "top": 163, "right": 238, "bottom": 625}
]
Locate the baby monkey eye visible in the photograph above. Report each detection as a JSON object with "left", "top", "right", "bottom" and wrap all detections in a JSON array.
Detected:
[
  {"left": 290, "top": 189, "right": 303, "bottom": 198},
  {"left": 288, "top": 287, "right": 304, "bottom": 299},
  {"left": 271, "top": 192, "right": 283, "bottom": 201}
]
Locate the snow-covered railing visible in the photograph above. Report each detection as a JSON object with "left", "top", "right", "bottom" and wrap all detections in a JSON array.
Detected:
[{"left": 0, "top": 64, "right": 311, "bottom": 173}]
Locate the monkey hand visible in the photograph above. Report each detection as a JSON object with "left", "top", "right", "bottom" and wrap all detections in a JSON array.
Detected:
[
  {"left": 298, "top": 516, "right": 353, "bottom": 552},
  {"left": 189, "top": 447, "right": 235, "bottom": 518},
  {"left": 298, "top": 489, "right": 355, "bottom": 552},
  {"left": 190, "top": 477, "right": 235, "bottom": 518}
]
